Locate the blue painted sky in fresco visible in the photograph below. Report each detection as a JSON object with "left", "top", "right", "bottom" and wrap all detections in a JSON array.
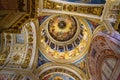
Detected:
[
  {"left": 61, "top": 0, "right": 106, "bottom": 4},
  {"left": 37, "top": 50, "right": 50, "bottom": 67}
]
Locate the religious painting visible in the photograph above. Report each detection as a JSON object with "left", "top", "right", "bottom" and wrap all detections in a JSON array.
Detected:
[
  {"left": 16, "top": 34, "right": 24, "bottom": 44},
  {"left": 43, "top": 73, "right": 74, "bottom": 80},
  {"left": 48, "top": 15, "right": 77, "bottom": 42}
]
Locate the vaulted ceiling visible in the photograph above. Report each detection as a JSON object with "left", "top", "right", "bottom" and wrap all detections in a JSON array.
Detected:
[{"left": 0, "top": 0, "right": 120, "bottom": 80}]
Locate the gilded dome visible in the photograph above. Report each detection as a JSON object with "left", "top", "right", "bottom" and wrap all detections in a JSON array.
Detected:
[{"left": 39, "top": 14, "right": 92, "bottom": 62}]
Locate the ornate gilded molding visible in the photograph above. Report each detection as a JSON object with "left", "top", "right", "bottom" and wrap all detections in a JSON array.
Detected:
[
  {"left": 21, "top": 21, "right": 37, "bottom": 69},
  {"left": 30, "top": 0, "right": 35, "bottom": 17},
  {"left": 42, "top": 0, "right": 104, "bottom": 16},
  {"left": 35, "top": 62, "right": 88, "bottom": 80},
  {"left": 93, "top": 24, "right": 107, "bottom": 36},
  {"left": 17, "top": 0, "right": 26, "bottom": 12},
  {"left": 17, "top": 0, "right": 35, "bottom": 17},
  {"left": 0, "top": 20, "right": 37, "bottom": 71},
  {"left": 0, "top": 33, "right": 11, "bottom": 66},
  {"left": 4, "top": 14, "right": 30, "bottom": 33},
  {"left": 114, "top": 13, "right": 120, "bottom": 33},
  {"left": 3, "top": 0, "right": 36, "bottom": 33}
]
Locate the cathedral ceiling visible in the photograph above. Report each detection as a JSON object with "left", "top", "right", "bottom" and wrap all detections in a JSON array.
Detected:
[{"left": 0, "top": 0, "right": 120, "bottom": 80}]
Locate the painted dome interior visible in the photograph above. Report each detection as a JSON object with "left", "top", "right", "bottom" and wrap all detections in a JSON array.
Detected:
[
  {"left": 39, "top": 14, "right": 91, "bottom": 62},
  {"left": 0, "top": 0, "right": 120, "bottom": 80},
  {"left": 48, "top": 15, "right": 77, "bottom": 42}
]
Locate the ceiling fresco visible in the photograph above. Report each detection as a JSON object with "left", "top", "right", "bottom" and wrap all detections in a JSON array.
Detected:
[
  {"left": 48, "top": 15, "right": 77, "bottom": 42},
  {"left": 39, "top": 14, "right": 92, "bottom": 62},
  {"left": 37, "top": 50, "right": 49, "bottom": 67},
  {"left": 43, "top": 73, "right": 74, "bottom": 80},
  {"left": 35, "top": 63, "right": 88, "bottom": 80},
  {"left": 88, "top": 32, "right": 120, "bottom": 80},
  {"left": 0, "top": 0, "right": 120, "bottom": 80},
  {"left": 60, "top": 0, "right": 106, "bottom": 4}
]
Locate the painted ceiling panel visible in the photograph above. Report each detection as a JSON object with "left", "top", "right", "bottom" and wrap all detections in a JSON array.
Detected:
[
  {"left": 0, "top": 0, "right": 120, "bottom": 80},
  {"left": 60, "top": 0, "right": 106, "bottom": 4},
  {"left": 39, "top": 14, "right": 92, "bottom": 63}
]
